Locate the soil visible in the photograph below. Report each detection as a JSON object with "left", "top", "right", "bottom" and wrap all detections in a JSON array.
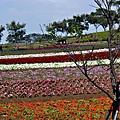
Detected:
[{"left": 0, "top": 93, "right": 110, "bottom": 104}]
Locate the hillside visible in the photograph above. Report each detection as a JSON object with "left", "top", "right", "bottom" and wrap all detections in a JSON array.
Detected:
[{"left": 1, "top": 30, "right": 120, "bottom": 52}]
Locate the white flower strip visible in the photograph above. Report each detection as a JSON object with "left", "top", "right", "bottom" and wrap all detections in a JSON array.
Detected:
[
  {"left": 0, "top": 48, "right": 109, "bottom": 59},
  {"left": 0, "top": 58, "right": 120, "bottom": 70}
]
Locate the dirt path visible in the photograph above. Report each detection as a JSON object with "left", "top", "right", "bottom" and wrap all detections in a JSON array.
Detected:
[{"left": 0, "top": 93, "right": 111, "bottom": 104}]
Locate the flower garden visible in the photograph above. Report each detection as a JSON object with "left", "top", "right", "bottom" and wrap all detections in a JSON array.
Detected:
[{"left": 0, "top": 46, "right": 119, "bottom": 119}]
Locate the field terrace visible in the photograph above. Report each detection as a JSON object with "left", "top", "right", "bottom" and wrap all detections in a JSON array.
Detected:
[{"left": 0, "top": 47, "right": 120, "bottom": 119}]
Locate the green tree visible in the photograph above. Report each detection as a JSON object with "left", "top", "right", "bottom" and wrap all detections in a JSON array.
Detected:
[
  {"left": 95, "top": 8, "right": 108, "bottom": 31},
  {"left": 0, "top": 25, "right": 5, "bottom": 42},
  {"left": 24, "top": 33, "right": 48, "bottom": 43},
  {"left": 46, "top": 14, "right": 89, "bottom": 40},
  {"left": 61, "top": 14, "right": 89, "bottom": 37},
  {"left": 24, "top": 33, "right": 40, "bottom": 43},
  {"left": 46, "top": 23, "right": 57, "bottom": 40},
  {"left": 46, "top": 21, "right": 67, "bottom": 40},
  {"left": 87, "top": 11, "right": 101, "bottom": 39},
  {"left": 72, "top": 14, "right": 89, "bottom": 37},
  {"left": 6, "top": 20, "right": 26, "bottom": 43}
]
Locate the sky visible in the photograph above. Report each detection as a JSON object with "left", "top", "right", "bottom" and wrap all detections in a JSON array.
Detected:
[{"left": 0, "top": 0, "right": 102, "bottom": 44}]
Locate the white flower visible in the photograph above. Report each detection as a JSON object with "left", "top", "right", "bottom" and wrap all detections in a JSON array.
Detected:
[
  {"left": 0, "top": 58, "right": 118, "bottom": 70},
  {"left": 0, "top": 48, "right": 109, "bottom": 59}
]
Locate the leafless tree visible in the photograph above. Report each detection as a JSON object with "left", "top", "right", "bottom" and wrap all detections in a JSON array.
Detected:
[
  {"left": 64, "top": 0, "right": 120, "bottom": 119},
  {"left": 94, "top": 0, "right": 120, "bottom": 98}
]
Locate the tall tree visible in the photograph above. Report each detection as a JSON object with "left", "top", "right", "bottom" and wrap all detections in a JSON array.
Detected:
[
  {"left": 46, "top": 23, "right": 57, "bottom": 40},
  {"left": 0, "top": 25, "right": 5, "bottom": 42},
  {"left": 61, "top": 14, "right": 89, "bottom": 37},
  {"left": 72, "top": 14, "right": 89, "bottom": 37},
  {"left": 65, "top": 0, "right": 120, "bottom": 119},
  {"left": 46, "top": 14, "right": 89, "bottom": 40},
  {"left": 93, "top": 1, "right": 120, "bottom": 119},
  {"left": 95, "top": 8, "right": 108, "bottom": 31},
  {"left": 46, "top": 21, "right": 67, "bottom": 39},
  {"left": 6, "top": 20, "right": 26, "bottom": 43},
  {"left": 87, "top": 11, "right": 101, "bottom": 39}
]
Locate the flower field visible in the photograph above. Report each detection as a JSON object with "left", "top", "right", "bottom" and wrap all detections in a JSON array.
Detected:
[
  {"left": 0, "top": 48, "right": 119, "bottom": 119},
  {"left": 0, "top": 66, "right": 113, "bottom": 98},
  {"left": 0, "top": 48, "right": 119, "bottom": 64},
  {"left": 0, "top": 97, "right": 113, "bottom": 119}
]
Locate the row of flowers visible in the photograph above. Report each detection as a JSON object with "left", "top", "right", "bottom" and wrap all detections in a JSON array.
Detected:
[
  {"left": 0, "top": 47, "right": 115, "bottom": 119},
  {"left": 0, "top": 97, "right": 113, "bottom": 119},
  {"left": 0, "top": 48, "right": 109, "bottom": 59},
  {"left": 1, "top": 50, "right": 119, "bottom": 64},
  {"left": 0, "top": 58, "right": 120, "bottom": 70},
  {"left": 0, "top": 76, "right": 111, "bottom": 98},
  {"left": 0, "top": 66, "right": 111, "bottom": 81}
]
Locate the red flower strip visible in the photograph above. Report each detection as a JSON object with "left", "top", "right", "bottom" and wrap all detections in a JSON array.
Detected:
[{"left": 0, "top": 51, "right": 119, "bottom": 64}]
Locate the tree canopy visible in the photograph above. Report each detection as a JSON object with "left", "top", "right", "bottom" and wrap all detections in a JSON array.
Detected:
[
  {"left": 0, "top": 25, "right": 5, "bottom": 42},
  {"left": 0, "top": 0, "right": 120, "bottom": 43},
  {"left": 6, "top": 20, "right": 26, "bottom": 43}
]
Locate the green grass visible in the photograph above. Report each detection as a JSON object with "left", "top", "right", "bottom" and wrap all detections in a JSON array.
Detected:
[
  {"left": 0, "top": 43, "right": 108, "bottom": 55},
  {"left": 0, "top": 30, "right": 120, "bottom": 55}
]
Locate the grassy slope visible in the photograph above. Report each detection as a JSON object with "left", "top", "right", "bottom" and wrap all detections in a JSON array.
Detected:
[{"left": 1, "top": 30, "right": 120, "bottom": 55}]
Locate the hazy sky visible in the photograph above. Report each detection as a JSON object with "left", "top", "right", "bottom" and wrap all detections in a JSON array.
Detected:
[{"left": 0, "top": 0, "right": 100, "bottom": 43}]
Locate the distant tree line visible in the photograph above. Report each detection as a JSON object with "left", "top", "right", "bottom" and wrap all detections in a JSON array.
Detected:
[
  {"left": 0, "top": 4, "right": 120, "bottom": 43},
  {"left": 46, "top": 7, "right": 119, "bottom": 40}
]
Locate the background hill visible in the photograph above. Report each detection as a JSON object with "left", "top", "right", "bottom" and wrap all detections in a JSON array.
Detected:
[{"left": 1, "top": 30, "right": 120, "bottom": 52}]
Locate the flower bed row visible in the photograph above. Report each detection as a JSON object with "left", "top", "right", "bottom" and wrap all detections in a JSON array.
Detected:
[
  {"left": 0, "top": 48, "right": 109, "bottom": 59},
  {"left": 0, "top": 76, "right": 111, "bottom": 98},
  {"left": 0, "top": 47, "right": 115, "bottom": 120},
  {"left": 0, "top": 97, "right": 114, "bottom": 119},
  {"left": 0, "top": 66, "right": 111, "bottom": 81},
  {"left": 1, "top": 58, "right": 120, "bottom": 70},
  {"left": 0, "top": 50, "right": 120, "bottom": 64}
]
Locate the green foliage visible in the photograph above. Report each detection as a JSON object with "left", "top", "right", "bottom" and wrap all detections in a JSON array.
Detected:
[
  {"left": 6, "top": 20, "right": 26, "bottom": 43},
  {"left": 0, "top": 25, "right": 5, "bottom": 42},
  {"left": 46, "top": 14, "right": 89, "bottom": 38},
  {"left": 2, "top": 30, "right": 120, "bottom": 54}
]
